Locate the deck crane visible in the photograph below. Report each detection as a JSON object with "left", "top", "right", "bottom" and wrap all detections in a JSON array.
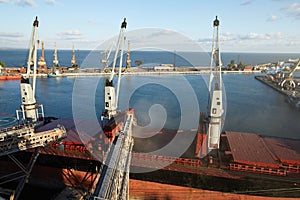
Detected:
[
  {"left": 206, "top": 16, "right": 224, "bottom": 150},
  {"left": 88, "top": 19, "right": 134, "bottom": 200},
  {"left": 1, "top": 16, "right": 67, "bottom": 200},
  {"left": 16, "top": 16, "right": 44, "bottom": 124},
  {"left": 102, "top": 18, "right": 127, "bottom": 121}
]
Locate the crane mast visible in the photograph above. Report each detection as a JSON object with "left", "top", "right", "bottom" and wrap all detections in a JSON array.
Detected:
[
  {"left": 103, "top": 18, "right": 127, "bottom": 120},
  {"left": 71, "top": 44, "right": 77, "bottom": 68},
  {"left": 125, "top": 40, "right": 131, "bottom": 71},
  {"left": 207, "top": 16, "right": 224, "bottom": 150},
  {"left": 18, "top": 16, "right": 44, "bottom": 123},
  {"left": 53, "top": 42, "right": 59, "bottom": 67}
]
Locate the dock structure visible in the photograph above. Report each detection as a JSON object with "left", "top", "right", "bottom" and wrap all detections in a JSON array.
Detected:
[{"left": 255, "top": 75, "right": 300, "bottom": 97}]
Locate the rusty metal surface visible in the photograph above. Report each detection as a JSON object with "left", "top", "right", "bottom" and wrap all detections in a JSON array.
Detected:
[
  {"left": 264, "top": 137, "right": 300, "bottom": 165},
  {"left": 225, "top": 132, "right": 279, "bottom": 168}
]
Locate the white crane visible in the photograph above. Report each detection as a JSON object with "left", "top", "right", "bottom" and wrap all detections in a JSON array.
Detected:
[
  {"left": 17, "top": 16, "right": 44, "bottom": 124},
  {"left": 102, "top": 18, "right": 127, "bottom": 120},
  {"left": 207, "top": 16, "right": 224, "bottom": 150},
  {"left": 53, "top": 42, "right": 59, "bottom": 67}
]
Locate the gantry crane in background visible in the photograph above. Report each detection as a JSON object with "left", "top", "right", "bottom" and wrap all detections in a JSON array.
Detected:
[
  {"left": 0, "top": 16, "right": 66, "bottom": 200},
  {"left": 279, "top": 59, "right": 300, "bottom": 90},
  {"left": 71, "top": 44, "right": 78, "bottom": 68},
  {"left": 53, "top": 42, "right": 59, "bottom": 67}
]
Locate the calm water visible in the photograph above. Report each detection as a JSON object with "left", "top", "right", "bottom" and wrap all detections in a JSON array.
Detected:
[
  {"left": 0, "top": 73, "right": 299, "bottom": 139},
  {"left": 0, "top": 50, "right": 299, "bottom": 139}
]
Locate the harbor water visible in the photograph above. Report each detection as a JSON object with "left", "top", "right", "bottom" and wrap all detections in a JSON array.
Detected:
[{"left": 0, "top": 50, "right": 300, "bottom": 139}]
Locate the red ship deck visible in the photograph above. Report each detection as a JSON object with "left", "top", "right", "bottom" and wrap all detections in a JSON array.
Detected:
[
  {"left": 223, "top": 132, "right": 300, "bottom": 175},
  {"left": 35, "top": 119, "right": 300, "bottom": 177},
  {"left": 225, "top": 131, "right": 279, "bottom": 168}
]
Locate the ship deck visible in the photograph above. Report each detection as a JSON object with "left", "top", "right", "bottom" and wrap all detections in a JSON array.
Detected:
[{"left": 222, "top": 132, "right": 300, "bottom": 175}]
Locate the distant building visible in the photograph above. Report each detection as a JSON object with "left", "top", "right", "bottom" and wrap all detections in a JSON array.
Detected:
[
  {"left": 244, "top": 66, "right": 254, "bottom": 72},
  {"left": 154, "top": 64, "right": 174, "bottom": 71}
]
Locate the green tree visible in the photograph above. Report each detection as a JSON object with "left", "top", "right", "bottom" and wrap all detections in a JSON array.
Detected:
[
  {"left": 135, "top": 60, "right": 142, "bottom": 67},
  {"left": 0, "top": 61, "right": 6, "bottom": 68},
  {"left": 228, "top": 60, "right": 235, "bottom": 67},
  {"left": 238, "top": 61, "right": 246, "bottom": 70}
]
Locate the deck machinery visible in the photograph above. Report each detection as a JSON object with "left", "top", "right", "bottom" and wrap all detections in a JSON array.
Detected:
[{"left": 0, "top": 17, "right": 66, "bottom": 200}]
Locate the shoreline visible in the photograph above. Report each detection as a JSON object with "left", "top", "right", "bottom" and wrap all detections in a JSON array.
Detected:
[{"left": 26, "top": 70, "right": 262, "bottom": 78}]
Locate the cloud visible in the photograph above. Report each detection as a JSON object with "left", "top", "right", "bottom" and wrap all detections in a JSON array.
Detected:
[
  {"left": 267, "top": 15, "right": 279, "bottom": 21},
  {"left": 57, "top": 30, "right": 83, "bottom": 40},
  {"left": 14, "top": 0, "right": 37, "bottom": 7},
  {"left": 0, "top": 0, "right": 9, "bottom": 3},
  {"left": 198, "top": 32, "right": 284, "bottom": 43},
  {"left": 0, "top": 32, "right": 24, "bottom": 38},
  {"left": 282, "top": 3, "right": 300, "bottom": 19},
  {"left": 148, "top": 30, "right": 177, "bottom": 39},
  {"left": 45, "top": 0, "right": 55, "bottom": 4},
  {"left": 240, "top": 0, "right": 253, "bottom": 6},
  {"left": 241, "top": 32, "right": 284, "bottom": 40}
]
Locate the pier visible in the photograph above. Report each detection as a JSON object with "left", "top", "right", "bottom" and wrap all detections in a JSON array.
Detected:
[{"left": 255, "top": 75, "right": 300, "bottom": 97}]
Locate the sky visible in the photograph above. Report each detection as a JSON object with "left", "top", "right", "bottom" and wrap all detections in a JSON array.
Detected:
[{"left": 0, "top": 0, "right": 300, "bottom": 52}]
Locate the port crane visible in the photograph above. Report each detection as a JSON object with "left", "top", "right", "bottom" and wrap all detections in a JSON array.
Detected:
[
  {"left": 53, "top": 42, "right": 59, "bottom": 67},
  {"left": 71, "top": 44, "right": 78, "bottom": 68},
  {"left": 279, "top": 59, "right": 300, "bottom": 90},
  {"left": 206, "top": 16, "right": 224, "bottom": 151},
  {"left": 0, "top": 16, "right": 66, "bottom": 200},
  {"left": 125, "top": 40, "right": 131, "bottom": 71},
  {"left": 88, "top": 18, "right": 134, "bottom": 200}
]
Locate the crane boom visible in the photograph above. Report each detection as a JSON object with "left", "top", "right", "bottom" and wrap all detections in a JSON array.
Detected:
[
  {"left": 103, "top": 18, "right": 127, "bottom": 120},
  {"left": 207, "top": 16, "right": 224, "bottom": 150},
  {"left": 17, "top": 16, "right": 44, "bottom": 124}
]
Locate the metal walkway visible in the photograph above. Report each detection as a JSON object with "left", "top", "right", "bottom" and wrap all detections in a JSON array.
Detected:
[{"left": 89, "top": 114, "right": 134, "bottom": 200}]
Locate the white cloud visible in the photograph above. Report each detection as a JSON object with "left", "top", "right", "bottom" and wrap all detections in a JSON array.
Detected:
[
  {"left": 240, "top": 0, "right": 253, "bottom": 6},
  {"left": 0, "top": 32, "right": 23, "bottom": 38},
  {"left": 198, "top": 32, "right": 284, "bottom": 43},
  {"left": 14, "top": 0, "right": 37, "bottom": 7},
  {"left": 57, "top": 30, "right": 83, "bottom": 40},
  {"left": 0, "top": 0, "right": 9, "bottom": 3},
  {"left": 267, "top": 15, "right": 279, "bottom": 21},
  {"left": 282, "top": 3, "right": 300, "bottom": 19},
  {"left": 45, "top": 0, "right": 55, "bottom": 5}
]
